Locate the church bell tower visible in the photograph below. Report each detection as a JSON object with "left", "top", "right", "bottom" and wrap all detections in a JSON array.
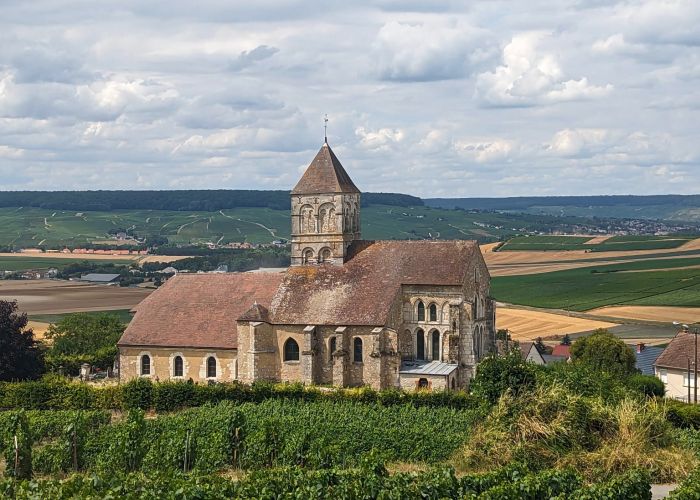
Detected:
[{"left": 290, "top": 141, "right": 360, "bottom": 266}]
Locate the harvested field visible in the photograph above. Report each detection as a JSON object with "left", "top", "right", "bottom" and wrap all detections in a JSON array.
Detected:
[
  {"left": 0, "top": 252, "right": 190, "bottom": 265},
  {"left": 587, "top": 306, "right": 700, "bottom": 324},
  {"left": 0, "top": 280, "right": 152, "bottom": 315},
  {"left": 496, "top": 305, "right": 618, "bottom": 341},
  {"left": 482, "top": 237, "right": 700, "bottom": 276},
  {"left": 584, "top": 236, "right": 613, "bottom": 244}
]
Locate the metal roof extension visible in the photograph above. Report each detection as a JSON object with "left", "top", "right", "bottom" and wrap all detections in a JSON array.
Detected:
[{"left": 399, "top": 360, "right": 458, "bottom": 377}]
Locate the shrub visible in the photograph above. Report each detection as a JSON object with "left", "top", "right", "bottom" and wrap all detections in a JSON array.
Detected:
[
  {"left": 121, "top": 378, "right": 153, "bottom": 410},
  {"left": 627, "top": 374, "right": 665, "bottom": 398},
  {"left": 667, "top": 400, "right": 700, "bottom": 429},
  {"left": 470, "top": 351, "right": 537, "bottom": 404}
]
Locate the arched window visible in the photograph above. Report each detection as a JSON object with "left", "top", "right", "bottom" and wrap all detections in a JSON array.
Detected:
[
  {"left": 302, "top": 248, "right": 314, "bottom": 264},
  {"left": 173, "top": 355, "right": 183, "bottom": 377},
  {"left": 353, "top": 337, "right": 363, "bottom": 363},
  {"left": 206, "top": 356, "right": 217, "bottom": 378},
  {"left": 416, "top": 329, "right": 425, "bottom": 360},
  {"left": 452, "top": 320, "right": 457, "bottom": 332},
  {"left": 300, "top": 205, "right": 316, "bottom": 233},
  {"left": 329, "top": 336, "right": 337, "bottom": 361},
  {"left": 284, "top": 338, "right": 300, "bottom": 361},
  {"left": 417, "top": 301, "right": 425, "bottom": 321},
  {"left": 320, "top": 248, "right": 332, "bottom": 263},
  {"left": 431, "top": 331, "right": 440, "bottom": 361},
  {"left": 418, "top": 378, "right": 429, "bottom": 389},
  {"left": 429, "top": 303, "right": 437, "bottom": 322},
  {"left": 140, "top": 354, "right": 151, "bottom": 376}
]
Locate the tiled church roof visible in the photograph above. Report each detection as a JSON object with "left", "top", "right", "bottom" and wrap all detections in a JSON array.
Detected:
[
  {"left": 269, "top": 240, "right": 480, "bottom": 326},
  {"left": 291, "top": 143, "right": 360, "bottom": 195},
  {"left": 117, "top": 239, "right": 482, "bottom": 349},
  {"left": 118, "top": 273, "right": 283, "bottom": 349}
]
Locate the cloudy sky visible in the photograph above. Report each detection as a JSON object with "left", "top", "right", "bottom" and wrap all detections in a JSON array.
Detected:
[{"left": 0, "top": 0, "right": 698, "bottom": 197}]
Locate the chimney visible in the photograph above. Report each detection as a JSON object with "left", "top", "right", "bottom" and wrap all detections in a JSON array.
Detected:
[{"left": 636, "top": 342, "right": 645, "bottom": 353}]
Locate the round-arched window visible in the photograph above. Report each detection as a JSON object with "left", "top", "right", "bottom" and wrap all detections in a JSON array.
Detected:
[
  {"left": 140, "top": 354, "right": 151, "bottom": 376},
  {"left": 417, "top": 301, "right": 425, "bottom": 321},
  {"left": 284, "top": 338, "right": 300, "bottom": 361},
  {"left": 206, "top": 356, "right": 217, "bottom": 378},
  {"left": 173, "top": 355, "right": 184, "bottom": 377}
]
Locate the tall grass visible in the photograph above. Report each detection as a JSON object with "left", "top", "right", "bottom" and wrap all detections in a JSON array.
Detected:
[{"left": 452, "top": 383, "right": 696, "bottom": 482}]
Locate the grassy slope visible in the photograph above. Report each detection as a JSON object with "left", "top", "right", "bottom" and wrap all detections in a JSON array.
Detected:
[
  {"left": 491, "top": 257, "right": 700, "bottom": 310},
  {"left": 0, "top": 205, "right": 565, "bottom": 248}
]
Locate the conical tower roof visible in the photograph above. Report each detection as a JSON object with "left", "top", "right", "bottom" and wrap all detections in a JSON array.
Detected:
[{"left": 292, "top": 143, "right": 360, "bottom": 195}]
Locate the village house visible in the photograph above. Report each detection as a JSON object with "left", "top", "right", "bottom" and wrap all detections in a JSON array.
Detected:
[
  {"left": 654, "top": 331, "right": 699, "bottom": 402},
  {"left": 117, "top": 141, "right": 497, "bottom": 390}
]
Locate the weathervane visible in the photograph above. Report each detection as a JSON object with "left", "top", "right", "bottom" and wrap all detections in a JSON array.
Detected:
[{"left": 324, "top": 114, "right": 328, "bottom": 144}]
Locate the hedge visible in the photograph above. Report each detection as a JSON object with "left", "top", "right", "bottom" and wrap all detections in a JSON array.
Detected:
[{"left": 0, "top": 378, "right": 485, "bottom": 413}]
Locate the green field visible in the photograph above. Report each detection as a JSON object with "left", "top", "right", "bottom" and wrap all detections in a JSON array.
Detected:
[
  {"left": 499, "top": 234, "right": 693, "bottom": 252},
  {"left": 498, "top": 235, "right": 595, "bottom": 251},
  {"left": 0, "top": 256, "right": 132, "bottom": 271},
  {"left": 491, "top": 257, "right": 700, "bottom": 311},
  {"left": 29, "top": 309, "right": 134, "bottom": 324}
]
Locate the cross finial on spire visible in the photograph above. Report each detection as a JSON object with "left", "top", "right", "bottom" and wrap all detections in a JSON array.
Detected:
[{"left": 324, "top": 114, "right": 328, "bottom": 144}]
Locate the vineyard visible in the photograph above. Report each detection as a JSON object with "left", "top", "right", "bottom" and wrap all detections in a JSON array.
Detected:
[{"left": 1, "top": 368, "right": 699, "bottom": 498}]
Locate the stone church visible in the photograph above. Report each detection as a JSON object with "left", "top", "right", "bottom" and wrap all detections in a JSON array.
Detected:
[{"left": 117, "top": 141, "right": 496, "bottom": 390}]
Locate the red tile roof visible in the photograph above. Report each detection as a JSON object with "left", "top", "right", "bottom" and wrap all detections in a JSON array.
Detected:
[
  {"left": 655, "top": 332, "right": 698, "bottom": 370},
  {"left": 291, "top": 143, "right": 360, "bottom": 195},
  {"left": 118, "top": 273, "right": 283, "bottom": 349},
  {"left": 551, "top": 344, "right": 571, "bottom": 358},
  {"left": 270, "top": 240, "right": 480, "bottom": 326}
]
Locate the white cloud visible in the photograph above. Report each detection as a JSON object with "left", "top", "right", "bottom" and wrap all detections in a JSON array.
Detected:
[
  {"left": 475, "top": 32, "right": 613, "bottom": 107},
  {"left": 355, "top": 126, "right": 405, "bottom": 151},
  {"left": 454, "top": 138, "right": 516, "bottom": 163},
  {"left": 372, "top": 20, "right": 483, "bottom": 81}
]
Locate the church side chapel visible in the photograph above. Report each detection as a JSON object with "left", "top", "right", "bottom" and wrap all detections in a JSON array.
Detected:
[{"left": 117, "top": 140, "right": 496, "bottom": 390}]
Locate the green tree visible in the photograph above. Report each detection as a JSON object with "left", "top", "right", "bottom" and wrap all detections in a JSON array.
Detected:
[
  {"left": 45, "top": 313, "right": 125, "bottom": 374},
  {"left": 470, "top": 351, "right": 538, "bottom": 404},
  {"left": 570, "top": 328, "right": 637, "bottom": 376},
  {"left": 561, "top": 334, "right": 572, "bottom": 345},
  {"left": 0, "top": 300, "right": 44, "bottom": 381}
]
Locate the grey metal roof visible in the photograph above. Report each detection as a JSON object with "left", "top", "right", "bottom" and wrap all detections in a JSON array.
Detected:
[
  {"left": 399, "top": 360, "right": 458, "bottom": 376},
  {"left": 80, "top": 273, "right": 121, "bottom": 282},
  {"left": 632, "top": 345, "right": 664, "bottom": 376}
]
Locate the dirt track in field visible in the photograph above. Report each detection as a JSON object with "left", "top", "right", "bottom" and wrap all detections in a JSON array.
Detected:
[{"left": 0, "top": 280, "right": 153, "bottom": 315}]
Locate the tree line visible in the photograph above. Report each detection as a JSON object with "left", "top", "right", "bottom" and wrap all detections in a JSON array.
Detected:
[{"left": 0, "top": 191, "right": 422, "bottom": 212}]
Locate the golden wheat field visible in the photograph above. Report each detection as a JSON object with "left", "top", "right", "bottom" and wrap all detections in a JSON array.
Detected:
[{"left": 496, "top": 305, "right": 617, "bottom": 341}]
